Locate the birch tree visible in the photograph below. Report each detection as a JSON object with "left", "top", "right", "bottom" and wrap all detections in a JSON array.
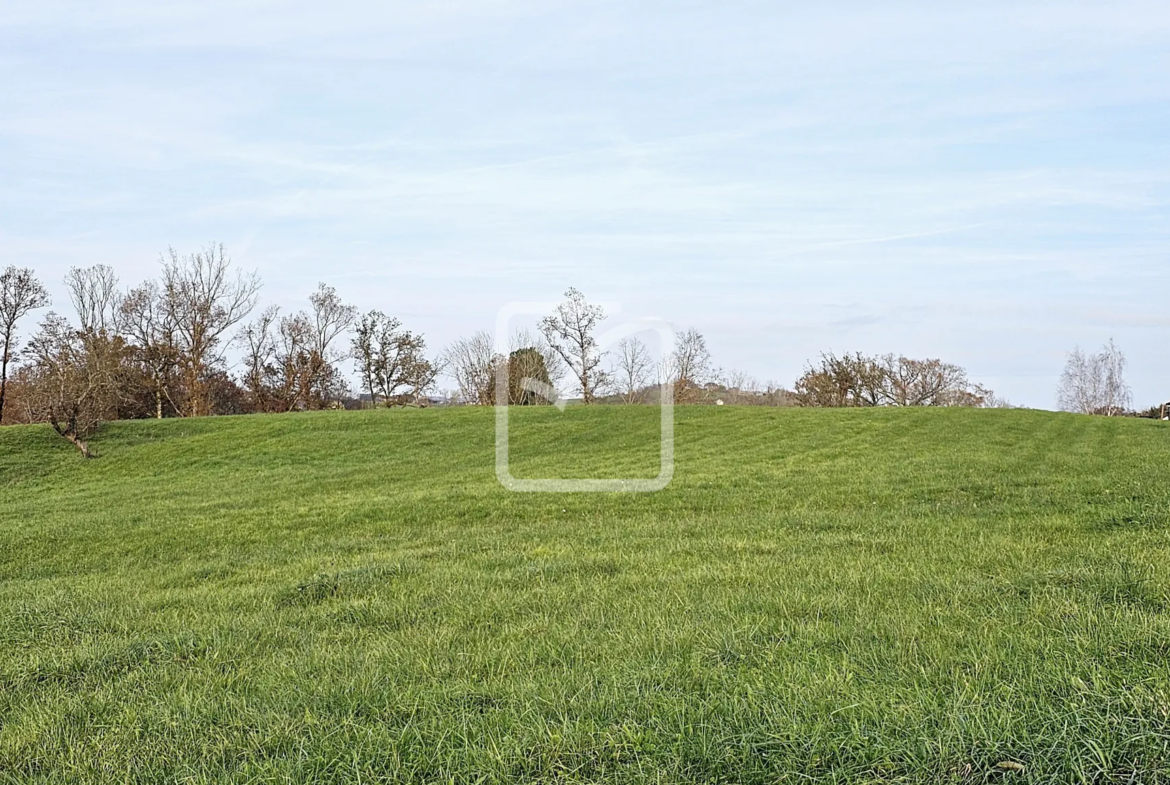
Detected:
[
  {"left": 442, "top": 330, "right": 496, "bottom": 405},
  {"left": 1057, "top": 339, "right": 1131, "bottom": 416}
]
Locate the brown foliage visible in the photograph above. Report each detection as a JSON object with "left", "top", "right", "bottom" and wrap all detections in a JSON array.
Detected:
[
  {"left": 351, "top": 311, "right": 437, "bottom": 406},
  {"left": 794, "top": 352, "right": 991, "bottom": 408},
  {"left": 240, "top": 287, "right": 356, "bottom": 413},
  {"left": 1, "top": 266, "right": 51, "bottom": 424},
  {"left": 21, "top": 314, "right": 126, "bottom": 456}
]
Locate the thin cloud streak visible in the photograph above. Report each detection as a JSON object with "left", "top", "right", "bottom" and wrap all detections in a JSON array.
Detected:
[{"left": 1, "top": 1, "right": 1168, "bottom": 407}]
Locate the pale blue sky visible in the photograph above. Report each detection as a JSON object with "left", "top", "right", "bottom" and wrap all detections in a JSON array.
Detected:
[{"left": 2, "top": 1, "right": 1168, "bottom": 407}]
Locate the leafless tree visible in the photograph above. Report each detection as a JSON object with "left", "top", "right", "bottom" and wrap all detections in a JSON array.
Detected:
[
  {"left": 880, "top": 356, "right": 974, "bottom": 407},
  {"left": 307, "top": 283, "right": 357, "bottom": 364},
  {"left": 22, "top": 313, "right": 123, "bottom": 456},
  {"left": 1100, "top": 339, "right": 1131, "bottom": 416},
  {"left": 793, "top": 352, "right": 989, "bottom": 408},
  {"left": 351, "top": 311, "right": 437, "bottom": 405},
  {"left": 120, "top": 281, "right": 182, "bottom": 419},
  {"left": 161, "top": 244, "right": 261, "bottom": 416},
  {"left": 510, "top": 327, "right": 565, "bottom": 390},
  {"left": 442, "top": 330, "right": 496, "bottom": 405},
  {"left": 239, "top": 305, "right": 281, "bottom": 412},
  {"left": 614, "top": 337, "right": 654, "bottom": 404},
  {"left": 666, "top": 328, "right": 713, "bottom": 403},
  {"left": 540, "top": 288, "right": 607, "bottom": 403},
  {"left": 278, "top": 284, "right": 356, "bottom": 409},
  {"left": 981, "top": 391, "right": 1014, "bottom": 409},
  {"left": 239, "top": 289, "right": 354, "bottom": 413},
  {"left": 65, "top": 265, "right": 121, "bottom": 336},
  {"left": 63, "top": 265, "right": 139, "bottom": 420},
  {"left": 444, "top": 328, "right": 565, "bottom": 406},
  {"left": 273, "top": 311, "right": 317, "bottom": 410},
  {"left": 1, "top": 266, "right": 50, "bottom": 424},
  {"left": 1057, "top": 347, "right": 1098, "bottom": 415},
  {"left": 720, "top": 369, "right": 757, "bottom": 405},
  {"left": 1057, "top": 339, "right": 1131, "bottom": 416}
]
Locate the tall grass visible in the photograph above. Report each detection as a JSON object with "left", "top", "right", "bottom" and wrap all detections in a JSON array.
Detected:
[{"left": 1, "top": 407, "right": 1168, "bottom": 783}]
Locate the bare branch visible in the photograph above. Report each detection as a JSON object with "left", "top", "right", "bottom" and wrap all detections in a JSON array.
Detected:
[
  {"left": 539, "top": 288, "right": 607, "bottom": 403},
  {"left": 614, "top": 337, "right": 654, "bottom": 404},
  {"left": 161, "top": 244, "right": 261, "bottom": 416},
  {"left": 66, "top": 265, "right": 121, "bottom": 336},
  {"left": 1, "top": 266, "right": 51, "bottom": 424}
]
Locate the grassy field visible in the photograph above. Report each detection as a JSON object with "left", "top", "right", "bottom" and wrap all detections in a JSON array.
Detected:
[{"left": 1, "top": 406, "right": 1169, "bottom": 783}]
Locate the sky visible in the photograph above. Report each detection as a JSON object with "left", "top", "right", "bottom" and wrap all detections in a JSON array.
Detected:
[{"left": 2, "top": 1, "right": 1168, "bottom": 408}]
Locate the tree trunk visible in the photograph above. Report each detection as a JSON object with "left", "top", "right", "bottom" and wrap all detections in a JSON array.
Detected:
[
  {"left": 0, "top": 351, "right": 9, "bottom": 424},
  {"left": 49, "top": 421, "right": 95, "bottom": 458},
  {"left": 63, "top": 431, "right": 94, "bottom": 458}
]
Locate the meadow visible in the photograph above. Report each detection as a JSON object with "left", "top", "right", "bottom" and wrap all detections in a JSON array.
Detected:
[{"left": 1, "top": 406, "right": 1169, "bottom": 783}]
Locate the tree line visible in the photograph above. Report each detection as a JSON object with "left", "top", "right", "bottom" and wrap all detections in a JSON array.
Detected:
[
  {"left": 0, "top": 247, "right": 442, "bottom": 454},
  {"left": 1, "top": 247, "right": 1161, "bottom": 455}
]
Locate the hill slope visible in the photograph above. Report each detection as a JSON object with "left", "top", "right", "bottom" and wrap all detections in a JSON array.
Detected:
[{"left": 1, "top": 407, "right": 1169, "bottom": 783}]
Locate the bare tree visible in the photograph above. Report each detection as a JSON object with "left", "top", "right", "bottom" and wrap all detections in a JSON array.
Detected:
[
  {"left": 981, "top": 391, "right": 1014, "bottom": 409},
  {"left": 22, "top": 314, "right": 122, "bottom": 457},
  {"left": 667, "top": 328, "right": 713, "bottom": 403},
  {"left": 161, "top": 244, "right": 261, "bottom": 417},
  {"left": 442, "top": 330, "right": 496, "bottom": 405},
  {"left": 614, "top": 337, "right": 654, "bottom": 404},
  {"left": 63, "top": 265, "right": 135, "bottom": 420},
  {"left": 238, "top": 305, "right": 281, "bottom": 412},
  {"left": 351, "top": 311, "right": 437, "bottom": 406},
  {"left": 240, "top": 293, "right": 354, "bottom": 413},
  {"left": 307, "top": 283, "right": 357, "bottom": 367},
  {"left": 1100, "top": 338, "right": 1131, "bottom": 416},
  {"left": 120, "top": 281, "right": 181, "bottom": 419},
  {"left": 444, "top": 328, "right": 565, "bottom": 406},
  {"left": 1057, "top": 339, "right": 1131, "bottom": 416},
  {"left": 720, "top": 369, "right": 758, "bottom": 405},
  {"left": 509, "top": 327, "right": 565, "bottom": 391},
  {"left": 540, "top": 288, "right": 607, "bottom": 403},
  {"left": 793, "top": 352, "right": 989, "bottom": 408},
  {"left": 65, "top": 265, "right": 121, "bottom": 336},
  {"left": 273, "top": 311, "right": 317, "bottom": 411},
  {"left": 1, "top": 266, "right": 50, "bottom": 424},
  {"left": 1057, "top": 347, "right": 1098, "bottom": 415},
  {"left": 286, "top": 284, "right": 356, "bottom": 409},
  {"left": 880, "top": 356, "right": 975, "bottom": 407}
]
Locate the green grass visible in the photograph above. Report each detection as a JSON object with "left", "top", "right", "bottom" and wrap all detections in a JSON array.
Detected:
[{"left": 1, "top": 406, "right": 1169, "bottom": 783}]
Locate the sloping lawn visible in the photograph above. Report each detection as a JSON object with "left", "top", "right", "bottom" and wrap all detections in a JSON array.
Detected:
[{"left": 1, "top": 406, "right": 1168, "bottom": 783}]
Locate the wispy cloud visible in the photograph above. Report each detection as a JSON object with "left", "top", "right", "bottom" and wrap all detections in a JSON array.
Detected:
[{"left": 2, "top": 1, "right": 1168, "bottom": 406}]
